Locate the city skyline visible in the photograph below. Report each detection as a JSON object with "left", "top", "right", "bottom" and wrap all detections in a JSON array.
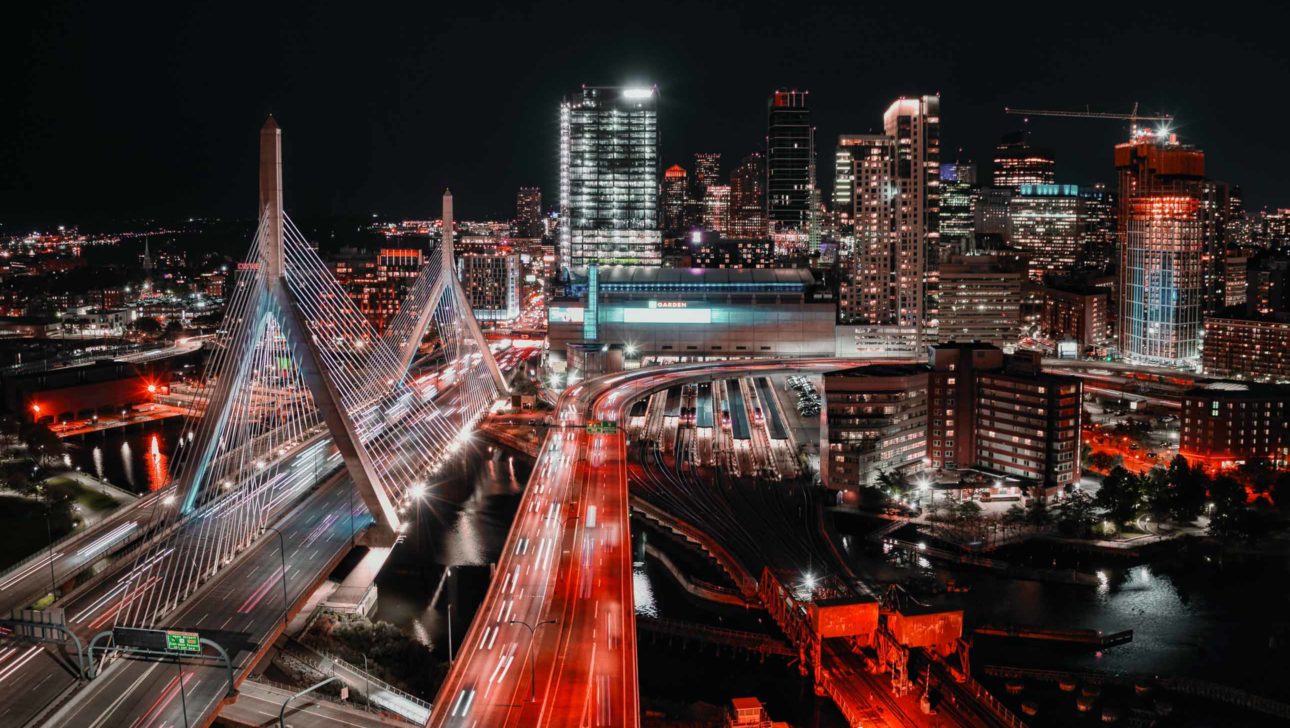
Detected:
[{"left": 5, "top": 1, "right": 1290, "bottom": 226}]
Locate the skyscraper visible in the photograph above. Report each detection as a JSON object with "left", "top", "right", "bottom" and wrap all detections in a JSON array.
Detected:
[
  {"left": 1007, "top": 184, "right": 1091, "bottom": 280},
  {"left": 833, "top": 134, "right": 875, "bottom": 224},
  {"left": 693, "top": 152, "right": 721, "bottom": 195},
  {"left": 938, "top": 162, "right": 977, "bottom": 249},
  {"left": 703, "top": 184, "right": 731, "bottom": 233},
  {"left": 514, "top": 186, "right": 543, "bottom": 237},
  {"left": 663, "top": 164, "right": 688, "bottom": 235},
  {"left": 766, "top": 90, "right": 817, "bottom": 249},
  {"left": 1116, "top": 131, "right": 1207, "bottom": 366},
  {"left": 558, "top": 85, "right": 661, "bottom": 270},
  {"left": 839, "top": 97, "right": 940, "bottom": 332},
  {"left": 992, "top": 131, "right": 1056, "bottom": 189},
  {"left": 729, "top": 153, "right": 767, "bottom": 238},
  {"left": 885, "top": 96, "right": 941, "bottom": 321}
]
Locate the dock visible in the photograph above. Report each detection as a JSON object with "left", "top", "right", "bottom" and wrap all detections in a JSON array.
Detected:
[{"left": 975, "top": 624, "right": 1133, "bottom": 648}]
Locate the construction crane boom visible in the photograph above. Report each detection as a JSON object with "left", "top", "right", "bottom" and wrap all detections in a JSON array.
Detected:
[{"left": 1004, "top": 106, "right": 1174, "bottom": 123}]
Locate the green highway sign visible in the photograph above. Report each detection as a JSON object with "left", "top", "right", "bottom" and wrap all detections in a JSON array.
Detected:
[
  {"left": 165, "top": 630, "right": 201, "bottom": 653},
  {"left": 586, "top": 420, "right": 618, "bottom": 435}
]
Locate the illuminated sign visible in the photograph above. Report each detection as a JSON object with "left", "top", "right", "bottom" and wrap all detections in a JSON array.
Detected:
[
  {"left": 649, "top": 300, "right": 688, "bottom": 309},
  {"left": 165, "top": 630, "right": 201, "bottom": 653},
  {"left": 586, "top": 420, "right": 618, "bottom": 435},
  {"left": 624, "top": 307, "right": 712, "bottom": 324},
  {"left": 622, "top": 88, "right": 654, "bottom": 100},
  {"left": 548, "top": 307, "right": 585, "bottom": 323}
]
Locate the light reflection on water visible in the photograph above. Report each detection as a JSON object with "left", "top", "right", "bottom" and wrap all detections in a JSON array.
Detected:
[{"left": 633, "top": 564, "right": 658, "bottom": 618}]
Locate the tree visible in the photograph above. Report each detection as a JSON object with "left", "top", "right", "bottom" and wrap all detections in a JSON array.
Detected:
[
  {"left": 163, "top": 319, "right": 185, "bottom": 341},
  {"left": 1271, "top": 472, "right": 1290, "bottom": 510},
  {"left": 954, "top": 500, "right": 983, "bottom": 522},
  {"left": 1096, "top": 466, "right": 1143, "bottom": 525},
  {"left": 1024, "top": 497, "right": 1052, "bottom": 526},
  {"left": 1088, "top": 451, "right": 1123, "bottom": 473},
  {"left": 1207, "top": 475, "right": 1254, "bottom": 539},
  {"left": 132, "top": 317, "right": 162, "bottom": 338},
  {"left": 1054, "top": 490, "right": 1098, "bottom": 537},
  {"left": 1080, "top": 441, "right": 1093, "bottom": 469},
  {"left": 1002, "top": 504, "right": 1027, "bottom": 527},
  {"left": 1161, "top": 455, "right": 1208, "bottom": 523},
  {"left": 876, "top": 469, "right": 913, "bottom": 500}
]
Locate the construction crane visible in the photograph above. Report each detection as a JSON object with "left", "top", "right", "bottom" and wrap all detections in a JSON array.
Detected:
[{"left": 1004, "top": 102, "right": 1174, "bottom": 140}]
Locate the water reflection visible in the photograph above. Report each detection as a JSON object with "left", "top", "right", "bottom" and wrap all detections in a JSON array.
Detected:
[
  {"left": 147, "top": 434, "right": 168, "bottom": 491},
  {"left": 120, "top": 441, "right": 134, "bottom": 488}
]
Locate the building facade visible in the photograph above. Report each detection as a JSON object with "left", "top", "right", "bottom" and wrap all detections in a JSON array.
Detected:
[
  {"left": 1116, "top": 134, "right": 1207, "bottom": 367},
  {"left": 559, "top": 85, "right": 661, "bottom": 269},
  {"left": 992, "top": 131, "right": 1056, "bottom": 189},
  {"left": 663, "top": 165, "right": 689, "bottom": 235},
  {"left": 1202, "top": 316, "right": 1290, "bottom": 381},
  {"left": 1180, "top": 383, "right": 1290, "bottom": 469},
  {"left": 1043, "top": 285, "right": 1109, "bottom": 351},
  {"left": 459, "top": 251, "right": 521, "bottom": 322},
  {"left": 936, "top": 254, "right": 1025, "bottom": 348},
  {"left": 514, "top": 186, "right": 543, "bottom": 238},
  {"left": 1007, "top": 184, "right": 1088, "bottom": 280},
  {"left": 823, "top": 364, "right": 930, "bottom": 489},
  {"left": 729, "top": 153, "right": 767, "bottom": 239},
  {"left": 766, "top": 90, "right": 817, "bottom": 248},
  {"left": 547, "top": 267, "right": 835, "bottom": 368}
]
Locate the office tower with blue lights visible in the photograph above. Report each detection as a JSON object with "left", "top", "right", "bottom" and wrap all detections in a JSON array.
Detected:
[
  {"left": 1116, "top": 131, "right": 1207, "bottom": 367},
  {"left": 559, "top": 85, "right": 661, "bottom": 270}
]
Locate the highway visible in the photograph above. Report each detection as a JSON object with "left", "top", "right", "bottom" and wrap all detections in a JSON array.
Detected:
[
  {"left": 433, "top": 358, "right": 879, "bottom": 728},
  {"left": 428, "top": 405, "right": 637, "bottom": 726},
  {"left": 46, "top": 473, "right": 372, "bottom": 728},
  {"left": 0, "top": 346, "right": 524, "bottom": 727}
]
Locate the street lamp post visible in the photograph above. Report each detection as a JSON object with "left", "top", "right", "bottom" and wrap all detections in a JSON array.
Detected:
[
  {"left": 265, "top": 525, "right": 289, "bottom": 625},
  {"left": 509, "top": 619, "right": 556, "bottom": 702},
  {"left": 43, "top": 505, "right": 57, "bottom": 599},
  {"left": 361, "top": 652, "right": 371, "bottom": 706}
]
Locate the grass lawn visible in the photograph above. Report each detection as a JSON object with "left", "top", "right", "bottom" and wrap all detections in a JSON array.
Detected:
[{"left": 0, "top": 495, "right": 74, "bottom": 572}]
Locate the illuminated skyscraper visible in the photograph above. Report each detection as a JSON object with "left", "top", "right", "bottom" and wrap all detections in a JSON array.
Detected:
[
  {"left": 693, "top": 152, "right": 721, "bottom": 195},
  {"left": 558, "top": 85, "right": 661, "bottom": 270},
  {"left": 663, "top": 164, "right": 688, "bottom": 235},
  {"left": 729, "top": 153, "right": 766, "bottom": 238},
  {"left": 885, "top": 96, "right": 941, "bottom": 322},
  {"left": 514, "top": 186, "right": 542, "bottom": 237},
  {"left": 702, "top": 184, "right": 730, "bottom": 233},
  {"left": 766, "top": 89, "right": 817, "bottom": 249},
  {"left": 1116, "top": 132, "right": 1207, "bottom": 366},
  {"left": 938, "top": 162, "right": 977, "bottom": 248},
  {"left": 1007, "top": 184, "right": 1089, "bottom": 280},
  {"left": 992, "top": 131, "right": 1056, "bottom": 189},
  {"left": 833, "top": 134, "right": 873, "bottom": 224}
]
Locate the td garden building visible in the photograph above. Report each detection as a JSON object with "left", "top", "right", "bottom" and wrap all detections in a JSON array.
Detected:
[{"left": 547, "top": 267, "right": 836, "bottom": 373}]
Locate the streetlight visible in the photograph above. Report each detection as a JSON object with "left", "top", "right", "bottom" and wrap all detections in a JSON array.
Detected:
[
  {"left": 265, "top": 525, "right": 290, "bottom": 625},
  {"left": 509, "top": 619, "right": 556, "bottom": 701},
  {"left": 43, "top": 505, "right": 57, "bottom": 599}
]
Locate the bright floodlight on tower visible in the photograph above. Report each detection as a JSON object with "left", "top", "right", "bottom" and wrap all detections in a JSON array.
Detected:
[{"left": 622, "top": 87, "right": 653, "bottom": 99}]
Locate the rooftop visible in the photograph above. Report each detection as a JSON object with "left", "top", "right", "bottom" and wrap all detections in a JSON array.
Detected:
[{"left": 569, "top": 266, "right": 814, "bottom": 287}]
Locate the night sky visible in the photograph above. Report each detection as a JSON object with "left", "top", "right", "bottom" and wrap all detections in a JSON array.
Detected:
[{"left": 4, "top": 1, "right": 1288, "bottom": 227}]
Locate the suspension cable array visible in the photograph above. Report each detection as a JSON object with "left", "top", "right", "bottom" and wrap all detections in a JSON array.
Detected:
[{"left": 101, "top": 118, "right": 504, "bottom": 631}]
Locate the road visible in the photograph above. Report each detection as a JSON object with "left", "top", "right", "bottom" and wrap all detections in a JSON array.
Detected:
[
  {"left": 432, "top": 358, "right": 875, "bottom": 728},
  {"left": 220, "top": 679, "right": 404, "bottom": 728},
  {"left": 46, "top": 472, "right": 373, "bottom": 728}
]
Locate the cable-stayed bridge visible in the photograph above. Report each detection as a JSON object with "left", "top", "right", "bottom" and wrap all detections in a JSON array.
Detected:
[{"left": 0, "top": 118, "right": 506, "bottom": 727}]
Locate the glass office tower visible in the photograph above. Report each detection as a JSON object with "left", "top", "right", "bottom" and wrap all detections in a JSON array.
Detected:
[{"left": 559, "top": 85, "right": 661, "bottom": 270}]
